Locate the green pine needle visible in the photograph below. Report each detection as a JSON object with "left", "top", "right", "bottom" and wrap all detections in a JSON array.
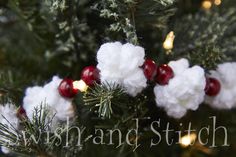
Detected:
[{"left": 83, "top": 82, "right": 126, "bottom": 119}]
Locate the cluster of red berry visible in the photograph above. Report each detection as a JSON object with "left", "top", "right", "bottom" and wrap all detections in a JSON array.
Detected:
[
  {"left": 17, "top": 59, "right": 222, "bottom": 119},
  {"left": 58, "top": 59, "right": 221, "bottom": 99},
  {"left": 58, "top": 66, "right": 100, "bottom": 98},
  {"left": 142, "top": 59, "right": 221, "bottom": 96}
]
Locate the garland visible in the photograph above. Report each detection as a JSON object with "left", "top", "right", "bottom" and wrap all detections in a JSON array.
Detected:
[{"left": 1, "top": 41, "right": 236, "bottom": 154}]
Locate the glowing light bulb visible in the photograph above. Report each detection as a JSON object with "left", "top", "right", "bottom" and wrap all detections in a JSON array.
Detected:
[
  {"left": 73, "top": 80, "right": 88, "bottom": 92},
  {"left": 214, "top": 0, "right": 221, "bottom": 5},
  {"left": 180, "top": 133, "right": 197, "bottom": 147},
  {"left": 163, "top": 31, "right": 175, "bottom": 51},
  {"left": 202, "top": 0, "right": 212, "bottom": 9}
]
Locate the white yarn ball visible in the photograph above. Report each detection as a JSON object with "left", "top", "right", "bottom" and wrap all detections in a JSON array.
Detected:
[
  {"left": 154, "top": 58, "right": 206, "bottom": 119},
  {"left": 97, "top": 42, "right": 147, "bottom": 96},
  {"left": 23, "top": 76, "right": 75, "bottom": 127},
  {"left": 205, "top": 62, "right": 236, "bottom": 109},
  {"left": 1, "top": 147, "right": 10, "bottom": 154},
  {"left": 0, "top": 103, "right": 19, "bottom": 154}
]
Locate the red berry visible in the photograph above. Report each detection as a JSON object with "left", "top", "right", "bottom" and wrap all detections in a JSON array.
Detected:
[
  {"left": 17, "top": 106, "right": 27, "bottom": 118},
  {"left": 142, "top": 59, "right": 157, "bottom": 81},
  {"left": 205, "top": 77, "right": 221, "bottom": 96},
  {"left": 156, "top": 64, "right": 174, "bottom": 85},
  {"left": 58, "top": 78, "right": 78, "bottom": 98},
  {"left": 81, "top": 66, "right": 100, "bottom": 86}
]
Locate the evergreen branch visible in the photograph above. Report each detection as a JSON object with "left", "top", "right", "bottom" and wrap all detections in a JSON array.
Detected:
[
  {"left": 135, "top": 0, "right": 177, "bottom": 28},
  {"left": 0, "top": 105, "right": 60, "bottom": 156},
  {"left": 94, "top": 0, "right": 176, "bottom": 44},
  {"left": 82, "top": 82, "right": 148, "bottom": 125},
  {"left": 0, "top": 70, "right": 25, "bottom": 105},
  {"left": 83, "top": 83, "right": 126, "bottom": 119},
  {"left": 94, "top": 0, "right": 139, "bottom": 44},
  {"left": 173, "top": 8, "right": 236, "bottom": 69}
]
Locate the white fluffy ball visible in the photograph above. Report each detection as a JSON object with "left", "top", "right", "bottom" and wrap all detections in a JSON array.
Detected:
[
  {"left": 23, "top": 76, "right": 75, "bottom": 126},
  {"left": 97, "top": 42, "right": 147, "bottom": 96},
  {"left": 205, "top": 62, "right": 236, "bottom": 109},
  {"left": 0, "top": 103, "right": 19, "bottom": 154},
  {"left": 154, "top": 58, "right": 206, "bottom": 119}
]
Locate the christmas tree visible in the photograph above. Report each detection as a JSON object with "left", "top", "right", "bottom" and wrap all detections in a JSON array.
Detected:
[{"left": 0, "top": 0, "right": 236, "bottom": 156}]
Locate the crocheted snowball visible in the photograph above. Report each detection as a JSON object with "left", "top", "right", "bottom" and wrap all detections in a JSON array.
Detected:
[
  {"left": 205, "top": 62, "right": 236, "bottom": 109},
  {"left": 0, "top": 103, "right": 19, "bottom": 154},
  {"left": 97, "top": 42, "right": 147, "bottom": 96},
  {"left": 23, "top": 76, "right": 75, "bottom": 124},
  {"left": 154, "top": 58, "right": 206, "bottom": 119}
]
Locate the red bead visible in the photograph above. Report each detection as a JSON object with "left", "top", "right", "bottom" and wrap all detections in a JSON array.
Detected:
[
  {"left": 81, "top": 66, "right": 100, "bottom": 86},
  {"left": 156, "top": 64, "right": 174, "bottom": 85},
  {"left": 17, "top": 106, "right": 27, "bottom": 118},
  {"left": 205, "top": 77, "right": 221, "bottom": 96},
  {"left": 58, "top": 78, "right": 78, "bottom": 98},
  {"left": 142, "top": 59, "right": 157, "bottom": 81}
]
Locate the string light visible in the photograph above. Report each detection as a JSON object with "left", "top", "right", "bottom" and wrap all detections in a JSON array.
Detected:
[
  {"left": 179, "top": 133, "right": 197, "bottom": 147},
  {"left": 163, "top": 31, "right": 175, "bottom": 52},
  {"left": 202, "top": 0, "right": 222, "bottom": 10},
  {"left": 214, "top": 0, "right": 221, "bottom": 5},
  {"left": 73, "top": 80, "right": 88, "bottom": 92},
  {"left": 202, "top": 0, "right": 212, "bottom": 10}
]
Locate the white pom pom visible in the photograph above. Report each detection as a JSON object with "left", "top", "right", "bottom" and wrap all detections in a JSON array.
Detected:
[
  {"left": 0, "top": 103, "right": 19, "bottom": 154},
  {"left": 154, "top": 58, "right": 206, "bottom": 119},
  {"left": 23, "top": 76, "right": 75, "bottom": 125},
  {"left": 168, "top": 58, "right": 189, "bottom": 75},
  {"left": 205, "top": 62, "right": 236, "bottom": 109},
  {"left": 1, "top": 146, "right": 10, "bottom": 154},
  {"left": 123, "top": 69, "right": 147, "bottom": 97},
  {"left": 0, "top": 103, "right": 19, "bottom": 129},
  {"left": 97, "top": 42, "right": 147, "bottom": 96}
]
